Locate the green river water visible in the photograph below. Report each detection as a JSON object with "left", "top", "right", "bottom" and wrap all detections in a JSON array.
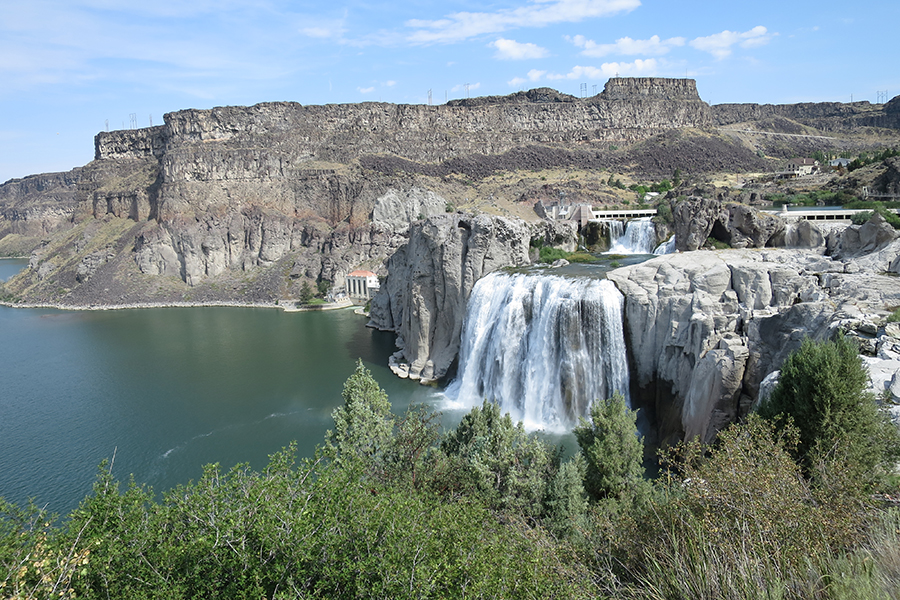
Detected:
[{"left": 0, "top": 259, "right": 446, "bottom": 515}]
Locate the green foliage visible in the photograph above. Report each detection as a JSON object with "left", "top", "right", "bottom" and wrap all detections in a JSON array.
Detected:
[
  {"left": 852, "top": 210, "right": 874, "bottom": 225},
  {"left": 622, "top": 415, "right": 874, "bottom": 598},
  {"left": 850, "top": 205, "right": 900, "bottom": 229},
  {"left": 298, "top": 280, "right": 314, "bottom": 305},
  {"left": 758, "top": 335, "right": 900, "bottom": 488},
  {"left": 886, "top": 307, "right": 900, "bottom": 323},
  {"left": 543, "top": 456, "right": 589, "bottom": 540},
  {"left": 574, "top": 394, "right": 645, "bottom": 502},
  {"left": 848, "top": 147, "right": 900, "bottom": 171},
  {"left": 8, "top": 354, "right": 900, "bottom": 598},
  {"left": 326, "top": 359, "right": 394, "bottom": 471},
  {"left": 654, "top": 200, "right": 673, "bottom": 225},
  {"left": 768, "top": 189, "right": 857, "bottom": 207},
  {"left": 316, "top": 279, "right": 331, "bottom": 297},
  {"left": 538, "top": 246, "right": 570, "bottom": 263},
  {"left": 706, "top": 237, "right": 730, "bottom": 250},
  {"left": 437, "top": 400, "right": 558, "bottom": 518}
]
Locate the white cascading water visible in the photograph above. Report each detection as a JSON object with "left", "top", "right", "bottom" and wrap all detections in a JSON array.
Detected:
[
  {"left": 654, "top": 235, "right": 675, "bottom": 255},
  {"left": 445, "top": 272, "right": 630, "bottom": 432},
  {"left": 609, "top": 217, "right": 657, "bottom": 254}
]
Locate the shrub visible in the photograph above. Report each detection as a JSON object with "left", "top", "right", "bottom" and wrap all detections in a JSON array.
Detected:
[
  {"left": 538, "top": 246, "right": 570, "bottom": 263},
  {"left": 573, "top": 393, "right": 645, "bottom": 502},
  {"left": 758, "top": 335, "right": 900, "bottom": 489},
  {"left": 435, "top": 400, "right": 558, "bottom": 518}
]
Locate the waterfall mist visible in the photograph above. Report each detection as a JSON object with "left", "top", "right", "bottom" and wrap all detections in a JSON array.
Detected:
[{"left": 445, "top": 272, "right": 630, "bottom": 432}]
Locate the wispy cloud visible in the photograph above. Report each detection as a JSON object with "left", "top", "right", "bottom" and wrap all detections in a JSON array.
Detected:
[
  {"left": 568, "top": 34, "right": 685, "bottom": 57},
  {"left": 508, "top": 69, "right": 547, "bottom": 87},
  {"left": 357, "top": 86, "right": 375, "bottom": 94},
  {"left": 490, "top": 38, "right": 548, "bottom": 60},
  {"left": 405, "top": 0, "right": 641, "bottom": 44},
  {"left": 545, "top": 59, "right": 659, "bottom": 80},
  {"left": 689, "top": 26, "right": 772, "bottom": 59}
]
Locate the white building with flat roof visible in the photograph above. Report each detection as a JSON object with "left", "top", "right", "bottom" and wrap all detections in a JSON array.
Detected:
[{"left": 346, "top": 270, "right": 379, "bottom": 300}]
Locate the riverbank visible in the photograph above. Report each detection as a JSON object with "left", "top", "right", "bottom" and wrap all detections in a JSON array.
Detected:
[{"left": 0, "top": 297, "right": 359, "bottom": 313}]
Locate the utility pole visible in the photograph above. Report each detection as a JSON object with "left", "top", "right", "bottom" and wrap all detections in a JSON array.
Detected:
[{"left": 428, "top": 89, "right": 432, "bottom": 105}]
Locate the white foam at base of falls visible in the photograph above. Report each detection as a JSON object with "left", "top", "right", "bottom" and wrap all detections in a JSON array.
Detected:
[{"left": 444, "top": 272, "right": 630, "bottom": 432}]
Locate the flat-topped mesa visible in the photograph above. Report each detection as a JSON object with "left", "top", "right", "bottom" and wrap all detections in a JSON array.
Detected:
[
  {"left": 95, "top": 126, "right": 166, "bottom": 161},
  {"left": 599, "top": 77, "right": 703, "bottom": 102},
  {"left": 90, "top": 79, "right": 714, "bottom": 167}
]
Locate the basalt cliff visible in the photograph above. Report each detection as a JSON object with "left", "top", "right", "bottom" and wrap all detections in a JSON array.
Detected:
[
  {"left": 3, "top": 77, "right": 898, "bottom": 307},
  {"left": 3, "top": 77, "right": 900, "bottom": 443}
]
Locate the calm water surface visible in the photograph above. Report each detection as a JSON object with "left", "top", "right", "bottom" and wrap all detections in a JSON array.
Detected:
[{"left": 0, "top": 293, "right": 445, "bottom": 515}]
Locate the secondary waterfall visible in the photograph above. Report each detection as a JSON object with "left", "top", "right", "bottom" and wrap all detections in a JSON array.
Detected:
[
  {"left": 609, "top": 217, "right": 657, "bottom": 254},
  {"left": 446, "top": 272, "right": 630, "bottom": 432},
  {"left": 654, "top": 235, "right": 675, "bottom": 255}
]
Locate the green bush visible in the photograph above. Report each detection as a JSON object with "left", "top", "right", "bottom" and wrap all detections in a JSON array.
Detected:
[
  {"left": 758, "top": 335, "right": 900, "bottom": 489},
  {"left": 573, "top": 393, "right": 645, "bottom": 502},
  {"left": 538, "top": 246, "right": 570, "bottom": 263}
]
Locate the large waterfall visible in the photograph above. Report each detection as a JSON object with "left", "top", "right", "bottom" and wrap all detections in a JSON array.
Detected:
[
  {"left": 609, "top": 217, "right": 657, "bottom": 254},
  {"left": 445, "top": 272, "right": 630, "bottom": 432}
]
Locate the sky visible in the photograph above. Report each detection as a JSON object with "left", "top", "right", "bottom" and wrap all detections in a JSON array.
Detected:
[{"left": 1, "top": 0, "right": 898, "bottom": 184}]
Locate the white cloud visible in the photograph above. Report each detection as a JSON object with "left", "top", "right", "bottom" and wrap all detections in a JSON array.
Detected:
[
  {"left": 508, "top": 68, "right": 546, "bottom": 86},
  {"left": 490, "top": 38, "right": 548, "bottom": 60},
  {"left": 358, "top": 86, "right": 375, "bottom": 94},
  {"left": 385, "top": 80, "right": 396, "bottom": 87},
  {"left": 689, "top": 25, "right": 771, "bottom": 59},
  {"left": 568, "top": 34, "right": 685, "bottom": 57},
  {"left": 406, "top": 0, "right": 641, "bottom": 44},
  {"left": 546, "top": 59, "right": 658, "bottom": 80}
]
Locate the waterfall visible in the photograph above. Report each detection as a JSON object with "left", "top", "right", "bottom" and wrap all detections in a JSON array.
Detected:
[
  {"left": 609, "top": 217, "right": 657, "bottom": 254},
  {"left": 446, "top": 272, "right": 630, "bottom": 432},
  {"left": 654, "top": 234, "right": 675, "bottom": 255}
]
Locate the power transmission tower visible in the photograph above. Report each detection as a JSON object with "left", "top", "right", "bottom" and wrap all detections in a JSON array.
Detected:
[
  {"left": 428, "top": 89, "right": 432, "bottom": 105},
  {"left": 580, "top": 83, "right": 587, "bottom": 98},
  {"left": 105, "top": 119, "right": 109, "bottom": 132},
  {"left": 592, "top": 84, "right": 598, "bottom": 95},
  {"left": 129, "top": 113, "right": 137, "bottom": 129},
  {"left": 465, "top": 83, "right": 470, "bottom": 98},
  {"left": 149, "top": 114, "right": 153, "bottom": 127}
]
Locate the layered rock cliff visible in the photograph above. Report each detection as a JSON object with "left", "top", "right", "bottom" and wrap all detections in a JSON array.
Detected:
[
  {"left": 2, "top": 78, "right": 898, "bottom": 308},
  {"left": 607, "top": 243, "right": 900, "bottom": 444},
  {"left": 369, "top": 213, "right": 576, "bottom": 382}
]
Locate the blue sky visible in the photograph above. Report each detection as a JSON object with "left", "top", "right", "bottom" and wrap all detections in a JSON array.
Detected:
[{"left": 1, "top": 0, "right": 897, "bottom": 184}]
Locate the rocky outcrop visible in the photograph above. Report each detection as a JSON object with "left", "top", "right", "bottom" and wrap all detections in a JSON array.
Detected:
[
  {"left": 607, "top": 248, "right": 900, "bottom": 444},
  {"left": 826, "top": 212, "right": 900, "bottom": 260},
  {"left": 369, "top": 213, "right": 575, "bottom": 383},
  {"left": 0, "top": 170, "right": 82, "bottom": 241},
  {"left": 673, "top": 197, "right": 785, "bottom": 251},
  {"left": 372, "top": 188, "right": 449, "bottom": 232}
]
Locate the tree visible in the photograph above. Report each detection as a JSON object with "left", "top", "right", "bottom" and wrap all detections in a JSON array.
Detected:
[
  {"left": 758, "top": 335, "right": 900, "bottom": 487},
  {"left": 437, "top": 400, "right": 557, "bottom": 518},
  {"left": 326, "top": 359, "right": 394, "bottom": 471},
  {"left": 573, "top": 393, "right": 644, "bottom": 502},
  {"left": 298, "top": 281, "right": 314, "bottom": 305}
]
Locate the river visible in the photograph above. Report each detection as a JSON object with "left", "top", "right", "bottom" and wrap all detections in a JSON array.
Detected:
[{"left": 0, "top": 259, "right": 443, "bottom": 515}]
